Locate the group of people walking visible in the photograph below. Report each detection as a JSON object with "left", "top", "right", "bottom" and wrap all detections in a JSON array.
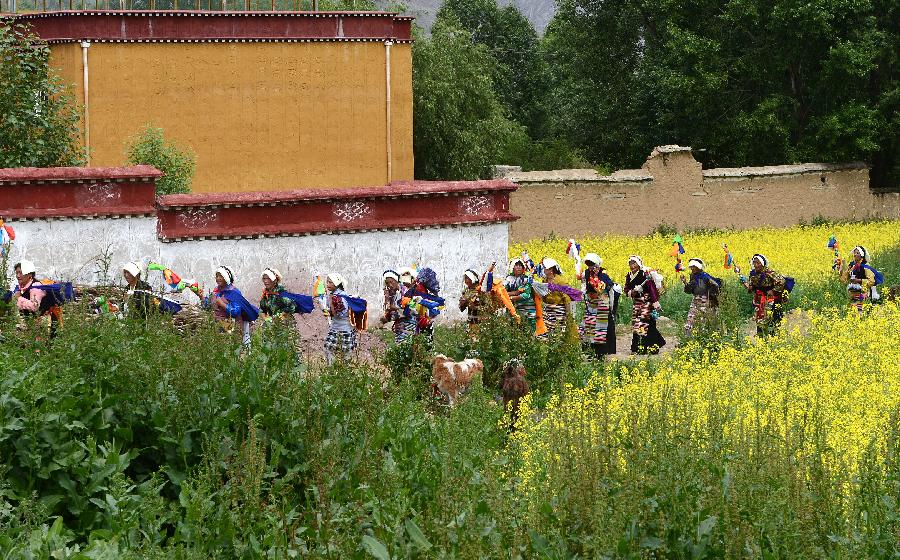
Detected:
[{"left": 3, "top": 242, "right": 886, "bottom": 361}]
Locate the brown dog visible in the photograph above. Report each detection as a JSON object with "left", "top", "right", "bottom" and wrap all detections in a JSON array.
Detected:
[
  {"left": 432, "top": 354, "right": 483, "bottom": 406},
  {"left": 500, "top": 360, "right": 529, "bottom": 431}
]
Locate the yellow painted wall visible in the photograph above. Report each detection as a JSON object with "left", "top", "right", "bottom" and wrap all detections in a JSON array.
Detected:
[{"left": 49, "top": 42, "right": 414, "bottom": 193}]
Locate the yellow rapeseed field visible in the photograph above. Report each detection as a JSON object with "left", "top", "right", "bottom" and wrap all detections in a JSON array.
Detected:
[
  {"left": 509, "top": 303, "right": 900, "bottom": 506},
  {"left": 509, "top": 221, "right": 900, "bottom": 286}
]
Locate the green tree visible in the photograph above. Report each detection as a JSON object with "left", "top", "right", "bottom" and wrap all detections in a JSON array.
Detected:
[
  {"left": 412, "top": 17, "right": 522, "bottom": 180},
  {"left": 0, "top": 20, "right": 85, "bottom": 168},
  {"left": 126, "top": 126, "right": 195, "bottom": 195},
  {"left": 437, "top": 0, "right": 548, "bottom": 137},
  {"left": 544, "top": 0, "right": 899, "bottom": 187}
]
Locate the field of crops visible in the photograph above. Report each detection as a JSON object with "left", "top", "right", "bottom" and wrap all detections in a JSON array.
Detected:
[{"left": 0, "top": 220, "right": 898, "bottom": 558}]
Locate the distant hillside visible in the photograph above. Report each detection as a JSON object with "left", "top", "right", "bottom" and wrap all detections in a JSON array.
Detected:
[{"left": 379, "top": 0, "right": 557, "bottom": 34}]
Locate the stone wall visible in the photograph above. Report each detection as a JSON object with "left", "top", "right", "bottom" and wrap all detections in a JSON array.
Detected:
[{"left": 506, "top": 146, "right": 899, "bottom": 241}]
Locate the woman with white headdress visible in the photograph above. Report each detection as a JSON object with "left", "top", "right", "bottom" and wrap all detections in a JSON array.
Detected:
[
  {"left": 323, "top": 273, "right": 367, "bottom": 364},
  {"left": 122, "top": 261, "right": 155, "bottom": 319},
  {"left": 679, "top": 258, "right": 721, "bottom": 338},
  {"left": 580, "top": 253, "right": 618, "bottom": 357},
  {"left": 624, "top": 255, "right": 666, "bottom": 354},
  {"left": 738, "top": 253, "right": 786, "bottom": 337},
  {"left": 209, "top": 265, "right": 260, "bottom": 348},
  {"left": 839, "top": 245, "right": 880, "bottom": 313},
  {"left": 259, "top": 267, "right": 314, "bottom": 320}
]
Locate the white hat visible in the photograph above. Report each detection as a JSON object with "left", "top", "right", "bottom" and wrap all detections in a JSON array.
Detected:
[
  {"left": 687, "top": 258, "right": 704, "bottom": 270},
  {"left": 628, "top": 255, "right": 644, "bottom": 268},
  {"left": 509, "top": 257, "right": 526, "bottom": 269},
  {"left": 16, "top": 259, "right": 35, "bottom": 276},
  {"left": 542, "top": 257, "right": 561, "bottom": 273},
  {"left": 398, "top": 266, "right": 415, "bottom": 282},
  {"left": 853, "top": 246, "right": 868, "bottom": 260},
  {"left": 383, "top": 269, "right": 400, "bottom": 282},
  {"left": 327, "top": 273, "right": 347, "bottom": 290},
  {"left": 216, "top": 266, "right": 235, "bottom": 285},
  {"left": 464, "top": 269, "right": 480, "bottom": 284},
  {"left": 123, "top": 261, "right": 142, "bottom": 278},
  {"left": 583, "top": 253, "right": 602, "bottom": 267},
  {"left": 262, "top": 267, "right": 281, "bottom": 283},
  {"left": 750, "top": 254, "right": 767, "bottom": 268}
]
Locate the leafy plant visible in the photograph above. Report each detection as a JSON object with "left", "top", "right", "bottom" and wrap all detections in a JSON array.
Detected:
[{"left": 125, "top": 126, "right": 195, "bottom": 195}]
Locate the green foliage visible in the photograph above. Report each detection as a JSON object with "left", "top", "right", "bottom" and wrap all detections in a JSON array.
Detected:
[
  {"left": 542, "top": 0, "right": 900, "bottom": 187},
  {"left": 0, "top": 20, "right": 85, "bottom": 168},
  {"left": 412, "top": 18, "right": 524, "bottom": 180},
  {"left": 2, "top": 246, "right": 900, "bottom": 555},
  {"left": 126, "top": 126, "right": 195, "bottom": 195}
]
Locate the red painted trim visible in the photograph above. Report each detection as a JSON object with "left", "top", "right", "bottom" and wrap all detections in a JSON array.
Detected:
[
  {"left": 0, "top": 165, "right": 163, "bottom": 183},
  {"left": 15, "top": 10, "right": 412, "bottom": 43},
  {"left": 156, "top": 181, "right": 518, "bottom": 240},
  {"left": 0, "top": 166, "right": 518, "bottom": 238},
  {"left": 0, "top": 165, "right": 160, "bottom": 218},
  {"left": 157, "top": 180, "right": 517, "bottom": 208}
]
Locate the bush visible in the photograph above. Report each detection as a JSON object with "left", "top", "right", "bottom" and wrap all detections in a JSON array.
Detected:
[{"left": 126, "top": 126, "right": 195, "bottom": 195}]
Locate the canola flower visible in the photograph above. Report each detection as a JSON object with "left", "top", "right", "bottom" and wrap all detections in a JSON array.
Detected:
[
  {"left": 509, "top": 303, "right": 900, "bottom": 509},
  {"left": 510, "top": 221, "right": 900, "bottom": 287}
]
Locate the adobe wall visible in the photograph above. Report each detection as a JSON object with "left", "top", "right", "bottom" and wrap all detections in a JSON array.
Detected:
[{"left": 506, "top": 146, "right": 897, "bottom": 241}]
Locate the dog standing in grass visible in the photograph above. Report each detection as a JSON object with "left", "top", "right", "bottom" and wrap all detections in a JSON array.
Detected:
[
  {"left": 432, "top": 354, "right": 483, "bottom": 406},
  {"left": 500, "top": 360, "right": 529, "bottom": 432}
]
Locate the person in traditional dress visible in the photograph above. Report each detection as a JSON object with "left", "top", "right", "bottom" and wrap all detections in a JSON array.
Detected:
[
  {"left": 538, "top": 258, "right": 580, "bottom": 342},
  {"left": 209, "top": 266, "right": 259, "bottom": 348},
  {"left": 392, "top": 267, "right": 419, "bottom": 344},
  {"left": 380, "top": 270, "right": 402, "bottom": 329},
  {"left": 10, "top": 260, "right": 65, "bottom": 338},
  {"left": 259, "top": 267, "right": 314, "bottom": 320},
  {"left": 739, "top": 254, "right": 786, "bottom": 337},
  {"left": 323, "top": 273, "right": 360, "bottom": 364},
  {"left": 459, "top": 268, "right": 488, "bottom": 336},
  {"left": 624, "top": 255, "right": 666, "bottom": 355},
  {"left": 579, "top": 253, "right": 618, "bottom": 357},
  {"left": 680, "top": 258, "right": 720, "bottom": 338},
  {"left": 839, "top": 246, "right": 878, "bottom": 312},
  {"left": 402, "top": 267, "right": 443, "bottom": 345},
  {"left": 122, "top": 261, "right": 155, "bottom": 319},
  {"left": 505, "top": 257, "right": 536, "bottom": 329}
]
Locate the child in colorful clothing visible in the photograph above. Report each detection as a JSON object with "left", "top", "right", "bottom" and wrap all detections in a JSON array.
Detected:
[
  {"left": 324, "top": 273, "right": 358, "bottom": 365},
  {"left": 580, "top": 253, "right": 617, "bottom": 357},
  {"left": 739, "top": 254, "right": 786, "bottom": 337},
  {"left": 839, "top": 246, "right": 878, "bottom": 313}
]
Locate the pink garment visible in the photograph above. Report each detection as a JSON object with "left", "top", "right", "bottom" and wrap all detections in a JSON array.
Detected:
[{"left": 16, "top": 282, "right": 44, "bottom": 313}]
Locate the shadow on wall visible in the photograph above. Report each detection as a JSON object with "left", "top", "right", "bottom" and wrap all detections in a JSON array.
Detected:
[{"left": 502, "top": 146, "right": 900, "bottom": 240}]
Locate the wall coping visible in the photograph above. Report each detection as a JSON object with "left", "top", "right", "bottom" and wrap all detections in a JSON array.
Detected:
[
  {"left": 703, "top": 162, "right": 868, "bottom": 179},
  {"left": 0, "top": 165, "right": 163, "bottom": 184},
  {"left": 157, "top": 180, "right": 517, "bottom": 208},
  {"left": 505, "top": 169, "right": 652, "bottom": 184},
  {"left": 12, "top": 10, "right": 413, "bottom": 44}
]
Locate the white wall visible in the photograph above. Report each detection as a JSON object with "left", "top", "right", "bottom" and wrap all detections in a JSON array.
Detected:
[{"left": 4, "top": 217, "right": 509, "bottom": 322}]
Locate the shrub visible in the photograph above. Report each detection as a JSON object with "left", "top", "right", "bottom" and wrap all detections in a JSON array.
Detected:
[{"left": 126, "top": 126, "right": 195, "bottom": 195}]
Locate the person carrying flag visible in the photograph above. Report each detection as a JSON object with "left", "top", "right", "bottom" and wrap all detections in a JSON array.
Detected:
[
  {"left": 839, "top": 246, "right": 882, "bottom": 312},
  {"left": 680, "top": 258, "right": 721, "bottom": 338},
  {"left": 739, "top": 254, "right": 787, "bottom": 337}
]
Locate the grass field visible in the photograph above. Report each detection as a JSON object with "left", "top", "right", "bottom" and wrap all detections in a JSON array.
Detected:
[{"left": 0, "top": 220, "right": 898, "bottom": 558}]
